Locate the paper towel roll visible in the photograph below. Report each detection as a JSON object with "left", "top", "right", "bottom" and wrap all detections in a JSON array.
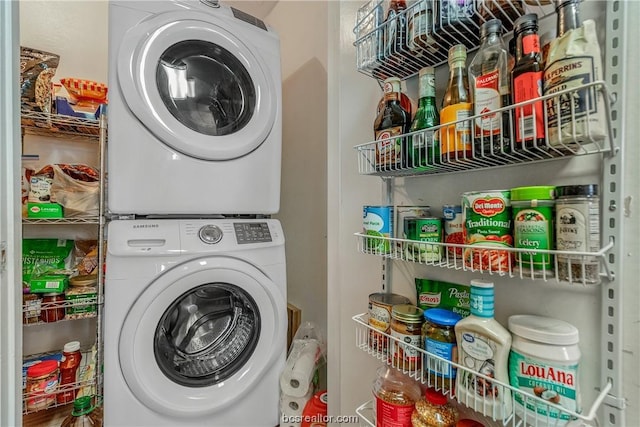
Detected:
[
  {"left": 280, "top": 340, "right": 319, "bottom": 397},
  {"left": 280, "top": 384, "right": 314, "bottom": 416}
]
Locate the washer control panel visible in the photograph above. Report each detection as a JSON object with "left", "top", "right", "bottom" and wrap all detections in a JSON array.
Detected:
[
  {"left": 234, "top": 222, "right": 272, "bottom": 244},
  {"left": 198, "top": 224, "right": 223, "bottom": 244}
]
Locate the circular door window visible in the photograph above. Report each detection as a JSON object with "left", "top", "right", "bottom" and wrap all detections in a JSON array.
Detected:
[
  {"left": 154, "top": 283, "right": 260, "bottom": 387},
  {"left": 157, "top": 40, "right": 256, "bottom": 137}
]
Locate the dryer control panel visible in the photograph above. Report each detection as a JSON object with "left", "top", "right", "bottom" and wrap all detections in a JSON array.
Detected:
[{"left": 234, "top": 222, "right": 272, "bottom": 244}]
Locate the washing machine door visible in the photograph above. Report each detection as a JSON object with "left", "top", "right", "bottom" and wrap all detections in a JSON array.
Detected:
[
  {"left": 118, "top": 256, "right": 286, "bottom": 417},
  {"left": 117, "top": 11, "right": 277, "bottom": 160}
]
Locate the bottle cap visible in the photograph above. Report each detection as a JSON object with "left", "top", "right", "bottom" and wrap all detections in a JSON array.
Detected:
[
  {"left": 481, "top": 19, "right": 503, "bottom": 39},
  {"left": 425, "top": 388, "right": 448, "bottom": 406},
  {"left": 424, "top": 308, "right": 463, "bottom": 326},
  {"left": 448, "top": 44, "right": 467, "bottom": 65},
  {"left": 63, "top": 341, "right": 81, "bottom": 353},
  {"left": 383, "top": 77, "right": 402, "bottom": 94},
  {"left": 510, "top": 185, "right": 556, "bottom": 201},
  {"left": 419, "top": 66, "right": 435, "bottom": 77},
  {"left": 514, "top": 13, "right": 539, "bottom": 36},
  {"left": 555, "top": 0, "right": 581, "bottom": 10},
  {"left": 555, "top": 184, "right": 598, "bottom": 198}
]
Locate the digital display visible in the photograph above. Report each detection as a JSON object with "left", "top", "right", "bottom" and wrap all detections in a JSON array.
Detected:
[
  {"left": 233, "top": 222, "right": 272, "bottom": 244},
  {"left": 231, "top": 8, "right": 267, "bottom": 31}
]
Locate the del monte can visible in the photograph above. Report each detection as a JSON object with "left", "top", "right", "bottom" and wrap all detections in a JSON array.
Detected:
[{"left": 462, "top": 190, "right": 513, "bottom": 272}]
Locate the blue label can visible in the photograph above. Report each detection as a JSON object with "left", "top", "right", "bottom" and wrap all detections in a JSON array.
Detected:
[{"left": 363, "top": 205, "right": 394, "bottom": 254}]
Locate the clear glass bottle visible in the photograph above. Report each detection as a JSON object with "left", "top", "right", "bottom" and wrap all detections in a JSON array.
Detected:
[
  {"left": 374, "top": 77, "right": 411, "bottom": 171},
  {"left": 469, "top": 19, "right": 511, "bottom": 158},
  {"left": 60, "top": 396, "right": 103, "bottom": 427},
  {"left": 409, "top": 67, "right": 440, "bottom": 169},
  {"left": 511, "top": 13, "right": 545, "bottom": 149},
  {"left": 440, "top": 45, "right": 472, "bottom": 162}
]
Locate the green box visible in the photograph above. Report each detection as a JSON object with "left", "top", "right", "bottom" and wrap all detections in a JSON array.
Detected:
[
  {"left": 29, "top": 275, "right": 68, "bottom": 294},
  {"left": 65, "top": 289, "right": 97, "bottom": 318},
  {"left": 415, "top": 278, "right": 470, "bottom": 318},
  {"left": 27, "top": 203, "right": 63, "bottom": 218}
]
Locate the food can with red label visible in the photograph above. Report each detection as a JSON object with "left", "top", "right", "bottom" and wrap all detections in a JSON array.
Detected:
[
  {"left": 462, "top": 190, "right": 513, "bottom": 272},
  {"left": 443, "top": 204, "right": 464, "bottom": 260},
  {"left": 368, "top": 293, "right": 412, "bottom": 355}
]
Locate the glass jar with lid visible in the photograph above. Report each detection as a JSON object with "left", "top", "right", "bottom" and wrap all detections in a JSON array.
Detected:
[
  {"left": 422, "top": 308, "right": 462, "bottom": 391},
  {"left": 390, "top": 304, "right": 424, "bottom": 372}
]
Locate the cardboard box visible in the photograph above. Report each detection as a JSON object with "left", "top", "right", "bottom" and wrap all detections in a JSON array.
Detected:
[
  {"left": 27, "top": 202, "right": 63, "bottom": 218},
  {"left": 29, "top": 275, "right": 68, "bottom": 294},
  {"left": 55, "top": 96, "right": 107, "bottom": 120}
]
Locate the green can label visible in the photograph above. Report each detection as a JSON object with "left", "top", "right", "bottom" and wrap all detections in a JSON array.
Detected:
[
  {"left": 514, "top": 208, "right": 553, "bottom": 270},
  {"left": 405, "top": 217, "right": 442, "bottom": 262}
]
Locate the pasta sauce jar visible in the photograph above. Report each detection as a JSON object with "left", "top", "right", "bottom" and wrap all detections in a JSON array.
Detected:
[{"left": 390, "top": 304, "right": 424, "bottom": 372}]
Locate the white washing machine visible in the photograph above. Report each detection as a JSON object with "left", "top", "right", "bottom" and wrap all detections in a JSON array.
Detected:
[
  {"left": 108, "top": 0, "right": 282, "bottom": 215},
  {"left": 104, "top": 219, "right": 287, "bottom": 426}
]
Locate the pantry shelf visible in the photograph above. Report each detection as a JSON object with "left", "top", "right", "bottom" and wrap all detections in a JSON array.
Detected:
[
  {"left": 354, "top": 233, "right": 614, "bottom": 285},
  {"left": 21, "top": 109, "right": 100, "bottom": 139},
  {"left": 352, "top": 313, "right": 612, "bottom": 426},
  {"left": 354, "top": 0, "right": 557, "bottom": 80},
  {"left": 22, "top": 296, "right": 100, "bottom": 326},
  {"left": 22, "top": 217, "right": 100, "bottom": 225},
  {"left": 355, "top": 82, "right": 615, "bottom": 177}
]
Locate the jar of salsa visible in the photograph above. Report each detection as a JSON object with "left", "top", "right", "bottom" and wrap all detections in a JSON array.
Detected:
[
  {"left": 40, "top": 293, "right": 65, "bottom": 323},
  {"left": 422, "top": 308, "right": 462, "bottom": 391}
]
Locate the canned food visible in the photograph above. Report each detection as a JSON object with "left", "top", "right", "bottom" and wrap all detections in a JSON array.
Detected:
[
  {"left": 405, "top": 217, "right": 442, "bottom": 263},
  {"left": 368, "top": 293, "right": 412, "bottom": 355},
  {"left": 396, "top": 206, "right": 432, "bottom": 243},
  {"left": 390, "top": 304, "right": 424, "bottom": 372},
  {"left": 363, "top": 205, "right": 394, "bottom": 254},
  {"left": 462, "top": 190, "right": 513, "bottom": 272},
  {"left": 443, "top": 205, "right": 464, "bottom": 259}
]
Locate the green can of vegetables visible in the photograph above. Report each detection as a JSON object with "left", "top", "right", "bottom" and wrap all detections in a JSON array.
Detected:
[{"left": 511, "top": 186, "right": 556, "bottom": 276}]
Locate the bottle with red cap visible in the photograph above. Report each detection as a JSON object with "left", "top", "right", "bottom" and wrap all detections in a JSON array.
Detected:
[
  {"left": 301, "top": 390, "right": 327, "bottom": 427},
  {"left": 57, "top": 341, "right": 83, "bottom": 404},
  {"left": 411, "top": 388, "right": 458, "bottom": 427}
]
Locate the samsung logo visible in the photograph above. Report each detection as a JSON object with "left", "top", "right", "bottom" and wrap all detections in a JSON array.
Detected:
[{"left": 133, "top": 224, "right": 159, "bottom": 229}]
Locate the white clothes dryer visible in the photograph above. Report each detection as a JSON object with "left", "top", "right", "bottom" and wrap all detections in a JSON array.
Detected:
[
  {"left": 108, "top": 1, "right": 282, "bottom": 215},
  {"left": 104, "top": 219, "right": 287, "bottom": 426}
]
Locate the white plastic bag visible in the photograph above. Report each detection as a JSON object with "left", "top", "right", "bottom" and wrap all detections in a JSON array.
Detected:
[{"left": 50, "top": 164, "right": 99, "bottom": 217}]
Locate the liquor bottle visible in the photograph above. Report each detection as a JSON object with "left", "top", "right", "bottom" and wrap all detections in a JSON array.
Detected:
[
  {"left": 469, "top": 19, "right": 511, "bottom": 158},
  {"left": 409, "top": 67, "right": 440, "bottom": 169},
  {"left": 374, "top": 77, "right": 411, "bottom": 171},
  {"left": 511, "top": 14, "right": 545, "bottom": 149},
  {"left": 434, "top": 0, "right": 477, "bottom": 49},
  {"left": 384, "top": 0, "right": 409, "bottom": 68},
  {"left": 440, "top": 45, "right": 472, "bottom": 162}
]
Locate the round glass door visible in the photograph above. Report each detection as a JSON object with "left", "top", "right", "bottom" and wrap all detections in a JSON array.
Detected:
[
  {"left": 157, "top": 40, "right": 256, "bottom": 137},
  {"left": 154, "top": 283, "right": 260, "bottom": 387}
]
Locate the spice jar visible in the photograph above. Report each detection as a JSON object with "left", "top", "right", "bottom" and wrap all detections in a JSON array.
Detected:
[
  {"left": 26, "top": 360, "right": 59, "bottom": 411},
  {"left": 373, "top": 365, "right": 421, "bottom": 427},
  {"left": 40, "top": 292, "right": 65, "bottom": 323},
  {"left": 411, "top": 388, "right": 459, "bottom": 427},
  {"left": 422, "top": 308, "right": 462, "bottom": 391},
  {"left": 511, "top": 186, "right": 556, "bottom": 277},
  {"left": 555, "top": 185, "right": 601, "bottom": 284},
  {"left": 390, "top": 304, "right": 424, "bottom": 372}
]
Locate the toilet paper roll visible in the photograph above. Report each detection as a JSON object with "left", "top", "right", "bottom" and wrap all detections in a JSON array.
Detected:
[
  {"left": 280, "top": 385, "right": 314, "bottom": 416},
  {"left": 280, "top": 340, "right": 319, "bottom": 397}
]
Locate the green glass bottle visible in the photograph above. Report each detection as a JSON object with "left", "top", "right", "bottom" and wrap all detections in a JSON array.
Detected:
[{"left": 409, "top": 67, "right": 440, "bottom": 169}]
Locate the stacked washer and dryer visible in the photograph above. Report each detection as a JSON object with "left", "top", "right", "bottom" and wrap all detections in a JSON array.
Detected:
[{"left": 104, "top": 1, "right": 286, "bottom": 426}]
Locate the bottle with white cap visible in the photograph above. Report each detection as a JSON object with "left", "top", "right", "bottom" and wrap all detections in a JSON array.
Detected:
[{"left": 454, "top": 280, "right": 512, "bottom": 419}]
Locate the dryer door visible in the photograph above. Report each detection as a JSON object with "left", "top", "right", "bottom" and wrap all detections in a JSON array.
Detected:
[
  {"left": 118, "top": 256, "right": 286, "bottom": 417},
  {"left": 116, "top": 11, "right": 277, "bottom": 160}
]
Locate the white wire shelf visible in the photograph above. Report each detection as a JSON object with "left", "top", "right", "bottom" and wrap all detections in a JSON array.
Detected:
[
  {"left": 355, "top": 400, "right": 375, "bottom": 427},
  {"left": 356, "top": 82, "right": 615, "bottom": 177},
  {"left": 354, "top": 0, "right": 556, "bottom": 80},
  {"left": 21, "top": 109, "right": 101, "bottom": 139},
  {"left": 22, "top": 216, "right": 100, "bottom": 225},
  {"left": 22, "top": 295, "right": 99, "bottom": 325},
  {"left": 355, "top": 232, "right": 613, "bottom": 285},
  {"left": 353, "top": 313, "right": 612, "bottom": 427}
]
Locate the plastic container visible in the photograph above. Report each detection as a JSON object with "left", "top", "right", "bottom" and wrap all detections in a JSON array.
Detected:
[
  {"left": 508, "top": 314, "right": 582, "bottom": 426},
  {"left": 300, "top": 390, "right": 327, "bottom": 427},
  {"left": 373, "top": 365, "right": 422, "bottom": 427},
  {"left": 57, "top": 341, "right": 83, "bottom": 404},
  {"left": 511, "top": 186, "right": 556, "bottom": 276},
  {"left": 555, "top": 184, "right": 601, "bottom": 284},
  {"left": 26, "top": 360, "right": 59, "bottom": 411},
  {"left": 422, "top": 308, "right": 462, "bottom": 391},
  {"left": 411, "top": 388, "right": 459, "bottom": 427},
  {"left": 60, "top": 396, "right": 103, "bottom": 427},
  {"left": 390, "top": 304, "right": 424, "bottom": 371},
  {"left": 454, "top": 280, "right": 512, "bottom": 419}
]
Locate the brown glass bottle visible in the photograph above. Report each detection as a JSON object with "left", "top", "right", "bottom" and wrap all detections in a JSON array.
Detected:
[
  {"left": 374, "top": 77, "right": 411, "bottom": 171},
  {"left": 511, "top": 14, "right": 545, "bottom": 150}
]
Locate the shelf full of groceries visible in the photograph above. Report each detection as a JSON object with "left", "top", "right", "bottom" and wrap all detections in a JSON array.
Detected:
[
  {"left": 361, "top": 183, "right": 608, "bottom": 286},
  {"left": 352, "top": 277, "right": 612, "bottom": 426},
  {"left": 356, "top": 0, "right": 614, "bottom": 176}
]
